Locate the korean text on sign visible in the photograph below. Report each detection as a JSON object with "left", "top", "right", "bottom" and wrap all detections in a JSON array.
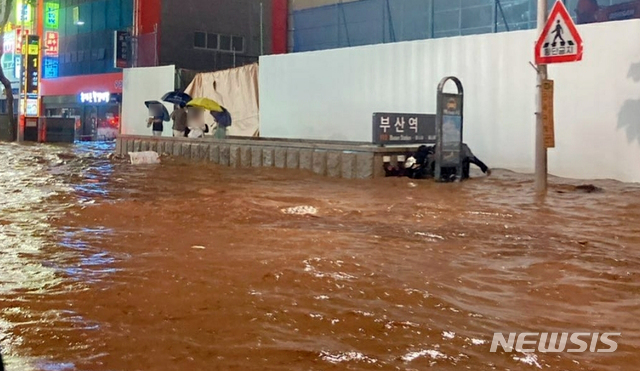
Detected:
[
  {"left": 44, "top": 31, "right": 59, "bottom": 56},
  {"left": 379, "top": 116, "right": 420, "bottom": 134},
  {"left": 543, "top": 43, "right": 574, "bottom": 57}
]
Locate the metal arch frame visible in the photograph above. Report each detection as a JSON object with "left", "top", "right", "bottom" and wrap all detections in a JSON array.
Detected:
[{"left": 435, "top": 76, "right": 464, "bottom": 182}]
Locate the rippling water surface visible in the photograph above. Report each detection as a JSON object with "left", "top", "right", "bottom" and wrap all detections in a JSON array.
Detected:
[{"left": 1, "top": 141, "right": 639, "bottom": 371}]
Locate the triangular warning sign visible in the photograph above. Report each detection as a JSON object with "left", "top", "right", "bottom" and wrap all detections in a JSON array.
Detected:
[{"left": 535, "top": 0, "right": 583, "bottom": 64}]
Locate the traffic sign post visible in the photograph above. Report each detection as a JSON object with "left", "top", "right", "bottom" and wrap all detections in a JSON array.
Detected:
[
  {"left": 533, "top": 0, "right": 583, "bottom": 194},
  {"left": 535, "top": 1, "right": 584, "bottom": 64}
]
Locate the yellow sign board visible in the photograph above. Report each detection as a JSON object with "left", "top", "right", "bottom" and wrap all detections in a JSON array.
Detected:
[
  {"left": 541, "top": 79, "right": 555, "bottom": 148},
  {"left": 27, "top": 43, "right": 39, "bottom": 55}
]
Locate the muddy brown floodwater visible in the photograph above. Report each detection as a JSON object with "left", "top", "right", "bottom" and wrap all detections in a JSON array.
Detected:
[{"left": 1, "top": 141, "right": 640, "bottom": 371}]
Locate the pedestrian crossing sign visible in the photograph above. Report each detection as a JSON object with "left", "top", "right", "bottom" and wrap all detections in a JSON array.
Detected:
[{"left": 535, "top": 0, "right": 583, "bottom": 64}]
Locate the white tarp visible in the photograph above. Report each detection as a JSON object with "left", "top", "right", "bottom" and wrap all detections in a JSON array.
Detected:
[
  {"left": 122, "top": 65, "right": 175, "bottom": 136},
  {"left": 259, "top": 20, "right": 640, "bottom": 183},
  {"left": 185, "top": 63, "right": 260, "bottom": 137}
]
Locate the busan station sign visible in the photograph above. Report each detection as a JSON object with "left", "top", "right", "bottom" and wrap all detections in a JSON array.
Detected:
[{"left": 79, "top": 91, "right": 111, "bottom": 104}]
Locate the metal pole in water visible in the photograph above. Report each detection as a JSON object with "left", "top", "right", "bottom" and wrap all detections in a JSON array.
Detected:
[{"left": 535, "top": 0, "right": 548, "bottom": 194}]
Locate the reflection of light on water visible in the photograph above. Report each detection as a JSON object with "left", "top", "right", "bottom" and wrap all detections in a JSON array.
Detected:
[{"left": 0, "top": 142, "right": 117, "bottom": 370}]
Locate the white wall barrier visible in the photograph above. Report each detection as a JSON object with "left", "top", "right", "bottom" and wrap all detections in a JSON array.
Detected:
[
  {"left": 259, "top": 20, "right": 640, "bottom": 183},
  {"left": 122, "top": 65, "right": 176, "bottom": 137}
]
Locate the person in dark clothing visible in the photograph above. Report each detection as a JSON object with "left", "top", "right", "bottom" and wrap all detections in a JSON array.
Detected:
[
  {"left": 405, "top": 145, "right": 435, "bottom": 179},
  {"left": 147, "top": 105, "right": 165, "bottom": 137},
  {"left": 430, "top": 143, "right": 491, "bottom": 181},
  {"left": 384, "top": 143, "right": 490, "bottom": 180},
  {"left": 383, "top": 145, "right": 433, "bottom": 178}
]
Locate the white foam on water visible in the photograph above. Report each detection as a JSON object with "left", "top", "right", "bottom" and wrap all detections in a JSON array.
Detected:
[
  {"left": 303, "top": 259, "right": 356, "bottom": 281},
  {"left": 401, "top": 349, "right": 447, "bottom": 362},
  {"left": 281, "top": 206, "right": 318, "bottom": 215},
  {"left": 404, "top": 288, "right": 430, "bottom": 298},
  {"left": 414, "top": 231, "right": 445, "bottom": 240},
  {"left": 513, "top": 352, "right": 542, "bottom": 369},
  {"left": 442, "top": 331, "right": 455, "bottom": 340},
  {"left": 319, "top": 351, "right": 377, "bottom": 364},
  {"left": 467, "top": 338, "right": 486, "bottom": 345}
]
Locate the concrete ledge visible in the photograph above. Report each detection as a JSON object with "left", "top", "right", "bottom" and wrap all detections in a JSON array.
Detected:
[
  {"left": 210, "top": 144, "right": 220, "bottom": 163},
  {"left": 286, "top": 148, "right": 299, "bottom": 169},
  {"left": 240, "top": 147, "right": 252, "bottom": 167},
  {"left": 341, "top": 152, "right": 356, "bottom": 179},
  {"left": 299, "top": 149, "right": 313, "bottom": 171},
  {"left": 251, "top": 147, "right": 262, "bottom": 167},
  {"left": 263, "top": 148, "right": 274, "bottom": 167},
  {"left": 117, "top": 135, "right": 416, "bottom": 179},
  {"left": 274, "top": 148, "right": 287, "bottom": 168},
  {"left": 229, "top": 145, "right": 241, "bottom": 168},
  {"left": 220, "top": 145, "right": 230, "bottom": 166},
  {"left": 312, "top": 150, "right": 327, "bottom": 176},
  {"left": 327, "top": 151, "right": 341, "bottom": 178}
]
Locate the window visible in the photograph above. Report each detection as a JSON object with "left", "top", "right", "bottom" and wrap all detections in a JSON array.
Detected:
[
  {"left": 194, "top": 32, "right": 206, "bottom": 48},
  {"left": 219, "top": 35, "right": 231, "bottom": 51},
  {"left": 194, "top": 32, "right": 244, "bottom": 53},
  {"left": 232, "top": 36, "right": 244, "bottom": 52},
  {"left": 207, "top": 33, "right": 219, "bottom": 49}
]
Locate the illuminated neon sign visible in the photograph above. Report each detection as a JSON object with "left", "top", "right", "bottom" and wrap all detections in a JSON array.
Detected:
[
  {"left": 43, "top": 57, "right": 58, "bottom": 78},
  {"left": 16, "top": 0, "right": 33, "bottom": 26},
  {"left": 44, "top": 31, "right": 58, "bottom": 56},
  {"left": 79, "top": 91, "right": 111, "bottom": 104},
  {"left": 45, "top": 2, "right": 59, "bottom": 29}
]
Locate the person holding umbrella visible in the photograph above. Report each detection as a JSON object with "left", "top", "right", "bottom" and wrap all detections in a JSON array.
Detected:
[
  {"left": 162, "top": 91, "right": 192, "bottom": 137},
  {"left": 144, "top": 101, "right": 170, "bottom": 137},
  {"left": 170, "top": 104, "right": 188, "bottom": 137},
  {"left": 186, "top": 97, "right": 231, "bottom": 139}
]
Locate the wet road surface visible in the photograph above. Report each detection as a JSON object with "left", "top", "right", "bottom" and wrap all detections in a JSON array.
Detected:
[{"left": 1, "top": 141, "right": 639, "bottom": 371}]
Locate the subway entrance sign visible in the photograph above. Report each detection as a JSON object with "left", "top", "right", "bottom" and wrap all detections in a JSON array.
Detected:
[
  {"left": 535, "top": 0, "right": 583, "bottom": 64},
  {"left": 372, "top": 113, "right": 436, "bottom": 145},
  {"left": 434, "top": 76, "right": 464, "bottom": 182}
]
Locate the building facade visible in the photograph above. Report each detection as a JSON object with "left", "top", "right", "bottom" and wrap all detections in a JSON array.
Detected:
[
  {"left": 30, "top": 0, "right": 288, "bottom": 140},
  {"left": 289, "top": 0, "right": 639, "bottom": 52}
]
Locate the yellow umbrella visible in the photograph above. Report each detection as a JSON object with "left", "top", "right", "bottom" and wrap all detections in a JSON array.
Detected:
[{"left": 186, "top": 97, "right": 223, "bottom": 112}]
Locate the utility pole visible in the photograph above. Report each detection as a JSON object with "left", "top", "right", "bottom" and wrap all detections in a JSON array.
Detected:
[{"left": 535, "top": 0, "right": 548, "bottom": 194}]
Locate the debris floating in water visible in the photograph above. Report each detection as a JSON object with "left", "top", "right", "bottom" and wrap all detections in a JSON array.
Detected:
[
  {"left": 281, "top": 206, "right": 318, "bottom": 216},
  {"left": 191, "top": 245, "right": 206, "bottom": 250},
  {"left": 129, "top": 151, "right": 160, "bottom": 165}
]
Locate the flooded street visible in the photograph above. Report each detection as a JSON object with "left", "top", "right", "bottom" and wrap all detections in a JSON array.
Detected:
[{"left": 1, "top": 141, "right": 639, "bottom": 371}]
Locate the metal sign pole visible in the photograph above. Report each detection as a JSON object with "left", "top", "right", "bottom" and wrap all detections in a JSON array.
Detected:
[
  {"left": 435, "top": 76, "right": 464, "bottom": 182},
  {"left": 535, "top": 0, "right": 548, "bottom": 194}
]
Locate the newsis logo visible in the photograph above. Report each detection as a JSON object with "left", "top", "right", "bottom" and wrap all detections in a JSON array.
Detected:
[{"left": 490, "top": 333, "right": 621, "bottom": 353}]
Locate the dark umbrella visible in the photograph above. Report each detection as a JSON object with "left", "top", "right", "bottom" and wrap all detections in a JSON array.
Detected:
[
  {"left": 144, "top": 100, "right": 170, "bottom": 122},
  {"left": 161, "top": 91, "right": 192, "bottom": 107},
  {"left": 211, "top": 107, "right": 232, "bottom": 128}
]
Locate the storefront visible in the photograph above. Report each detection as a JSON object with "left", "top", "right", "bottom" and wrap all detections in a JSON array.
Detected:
[{"left": 41, "top": 72, "right": 123, "bottom": 141}]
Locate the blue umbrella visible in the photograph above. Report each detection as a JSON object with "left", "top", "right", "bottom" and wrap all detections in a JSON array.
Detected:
[
  {"left": 211, "top": 107, "right": 232, "bottom": 128},
  {"left": 161, "top": 91, "right": 192, "bottom": 107},
  {"left": 144, "top": 100, "right": 170, "bottom": 122}
]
